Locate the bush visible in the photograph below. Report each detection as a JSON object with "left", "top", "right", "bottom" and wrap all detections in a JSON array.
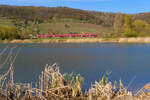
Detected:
[{"left": 0, "top": 25, "right": 21, "bottom": 40}]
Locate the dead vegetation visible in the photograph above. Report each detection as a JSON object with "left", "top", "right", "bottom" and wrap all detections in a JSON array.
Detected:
[{"left": 0, "top": 47, "right": 150, "bottom": 100}]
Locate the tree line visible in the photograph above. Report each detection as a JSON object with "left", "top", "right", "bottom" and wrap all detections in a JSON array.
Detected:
[{"left": 113, "top": 12, "right": 150, "bottom": 37}]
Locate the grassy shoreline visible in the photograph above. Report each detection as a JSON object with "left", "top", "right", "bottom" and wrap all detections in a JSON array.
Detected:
[{"left": 1, "top": 37, "right": 150, "bottom": 44}]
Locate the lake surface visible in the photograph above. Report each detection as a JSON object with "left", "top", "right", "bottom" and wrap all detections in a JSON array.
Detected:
[{"left": 0, "top": 43, "right": 150, "bottom": 92}]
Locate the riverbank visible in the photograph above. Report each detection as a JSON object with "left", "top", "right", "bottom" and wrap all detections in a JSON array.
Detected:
[{"left": 2, "top": 37, "right": 150, "bottom": 44}]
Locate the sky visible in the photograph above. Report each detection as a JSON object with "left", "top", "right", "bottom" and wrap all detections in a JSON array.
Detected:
[{"left": 0, "top": 0, "right": 150, "bottom": 14}]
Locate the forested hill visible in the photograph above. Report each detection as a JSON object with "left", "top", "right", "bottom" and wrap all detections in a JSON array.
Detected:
[
  {"left": 1, "top": 5, "right": 150, "bottom": 40},
  {"left": 1, "top": 5, "right": 150, "bottom": 26},
  {"left": 0, "top": 5, "right": 115, "bottom": 26}
]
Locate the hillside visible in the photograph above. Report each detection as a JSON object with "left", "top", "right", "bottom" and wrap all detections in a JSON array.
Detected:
[
  {"left": 1, "top": 5, "right": 150, "bottom": 26},
  {"left": 0, "top": 5, "right": 115, "bottom": 27},
  {"left": 0, "top": 5, "right": 115, "bottom": 37},
  {"left": 0, "top": 5, "right": 150, "bottom": 40},
  {"left": 132, "top": 12, "right": 150, "bottom": 23},
  {"left": 0, "top": 17, "right": 112, "bottom": 35}
]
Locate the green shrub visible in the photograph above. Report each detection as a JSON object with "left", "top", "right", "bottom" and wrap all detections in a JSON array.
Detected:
[{"left": 0, "top": 25, "right": 21, "bottom": 40}]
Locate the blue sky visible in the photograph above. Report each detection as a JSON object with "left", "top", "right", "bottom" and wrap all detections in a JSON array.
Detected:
[{"left": 0, "top": 0, "right": 150, "bottom": 14}]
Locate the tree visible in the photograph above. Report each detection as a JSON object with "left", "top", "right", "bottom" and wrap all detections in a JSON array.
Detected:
[
  {"left": 64, "top": 24, "right": 71, "bottom": 33},
  {"left": 0, "top": 25, "right": 20, "bottom": 40},
  {"left": 113, "top": 11, "right": 123, "bottom": 35},
  {"left": 49, "top": 16, "right": 57, "bottom": 23},
  {"left": 123, "top": 15, "right": 136, "bottom": 37},
  {"left": 133, "top": 20, "right": 150, "bottom": 36}
]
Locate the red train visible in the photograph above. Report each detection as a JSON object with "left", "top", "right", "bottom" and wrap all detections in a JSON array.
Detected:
[{"left": 37, "top": 33, "right": 98, "bottom": 38}]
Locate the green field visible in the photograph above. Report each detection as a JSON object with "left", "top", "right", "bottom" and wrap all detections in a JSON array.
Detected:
[
  {"left": 0, "top": 17, "right": 113, "bottom": 35},
  {"left": 38, "top": 22, "right": 113, "bottom": 34}
]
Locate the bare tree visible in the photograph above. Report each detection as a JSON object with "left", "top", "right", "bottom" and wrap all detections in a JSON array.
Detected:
[{"left": 114, "top": 11, "right": 124, "bottom": 35}]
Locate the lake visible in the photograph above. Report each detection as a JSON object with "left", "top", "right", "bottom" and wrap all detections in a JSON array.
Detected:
[{"left": 0, "top": 43, "right": 150, "bottom": 93}]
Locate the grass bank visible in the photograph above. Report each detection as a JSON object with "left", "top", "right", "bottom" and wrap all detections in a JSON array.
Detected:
[{"left": 2, "top": 37, "right": 150, "bottom": 44}]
